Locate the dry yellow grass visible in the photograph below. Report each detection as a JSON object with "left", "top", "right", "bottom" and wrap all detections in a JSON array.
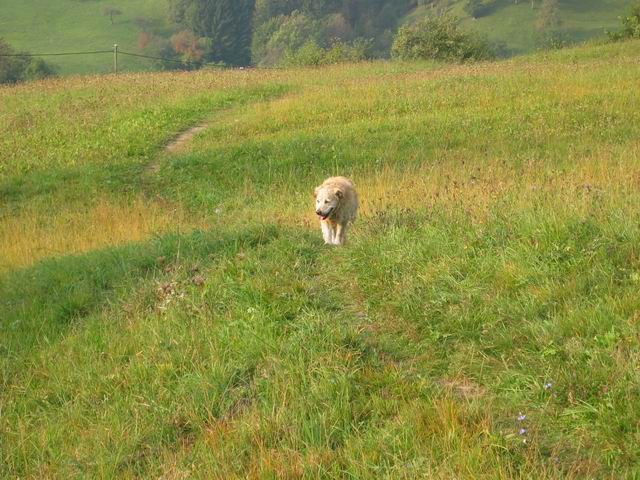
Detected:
[
  {"left": 4, "top": 44, "right": 639, "bottom": 271},
  {"left": 210, "top": 142, "right": 640, "bottom": 239},
  {"left": 0, "top": 197, "right": 204, "bottom": 272}
]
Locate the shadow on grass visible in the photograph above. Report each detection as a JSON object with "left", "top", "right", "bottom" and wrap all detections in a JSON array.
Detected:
[{"left": 0, "top": 224, "right": 310, "bottom": 381}]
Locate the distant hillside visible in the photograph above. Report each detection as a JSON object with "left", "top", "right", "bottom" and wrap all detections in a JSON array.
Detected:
[
  {"left": 409, "top": 0, "right": 629, "bottom": 56},
  {"left": 0, "top": 0, "right": 631, "bottom": 75},
  {"left": 0, "top": 0, "right": 169, "bottom": 75}
]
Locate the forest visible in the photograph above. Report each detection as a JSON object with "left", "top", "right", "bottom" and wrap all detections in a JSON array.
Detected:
[{"left": 165, "top": 0, "right": 419, "bottom": 66}]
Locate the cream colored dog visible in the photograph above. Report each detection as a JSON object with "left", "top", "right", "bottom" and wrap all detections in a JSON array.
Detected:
[{"left": 314, "top": 176, "right": 358, "bottom": 245}]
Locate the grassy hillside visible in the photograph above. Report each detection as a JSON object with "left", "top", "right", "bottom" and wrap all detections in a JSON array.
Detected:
[
  {"left": 408, "top": 0, "right": 629, "bottom": 55},
  {"left": 2, "top": 41, "right": 640, "bottom": 477},
  {"left": 0, "top": 0, "right": 169, "bottom": 75}
]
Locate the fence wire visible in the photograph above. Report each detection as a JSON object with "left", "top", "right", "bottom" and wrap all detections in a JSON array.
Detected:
[
  {"left": 0, "top": 50, "right": 112, "bottom": 57},
  {"left": 0, "top": 47, "right": 225, "bottom": 70}
]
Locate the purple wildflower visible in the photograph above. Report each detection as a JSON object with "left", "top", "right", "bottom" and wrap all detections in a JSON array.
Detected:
[
  {"left": 519, "top": 428, "right": 527, "bottom": 436},
  {"left": 517, "top": 413, "right": 526, "bottom": 422},
  {"left": 544, "top": 382, "right": 553, "bottom": 390}
]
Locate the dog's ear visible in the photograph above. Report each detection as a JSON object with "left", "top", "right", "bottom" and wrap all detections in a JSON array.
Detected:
[
  {"left": 313, "top": 186, "right": 320, "bottom": 198},
  {"left": 334, "top": 188, "right": 344, "bottom": 199}
]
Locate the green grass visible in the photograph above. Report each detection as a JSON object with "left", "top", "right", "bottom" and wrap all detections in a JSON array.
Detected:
[
  {"left": 0, "top": 0, "right": 169, "bottom": 75},
  {"left": 0, "top": 76, "right": 288, "bottom": 178},
  {"left": 2, "top": 40, "right": 640, "bottom": 477},
  {"left": 409, "top": 0, "right": 629, "bottom": 55}
]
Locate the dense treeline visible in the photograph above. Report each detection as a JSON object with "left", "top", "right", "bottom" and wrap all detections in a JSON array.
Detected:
[
  {"left": 253, "top": 0, "right": 419, "bottom": 65},
  {"left": 165, "top": 0, "right": 419, "bottom": 66},
  {"left": 168, "top": 0, "right": 255, "bottom": 65},
  {"left": 143, "top": 0, "right": 638, "bottom": 68}
]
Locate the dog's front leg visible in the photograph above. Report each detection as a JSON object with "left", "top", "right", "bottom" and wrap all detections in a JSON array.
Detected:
[
  {"left": 321, "top": 221, "right": 333, "bottom": 245},
  {"left": 334, "top": 223, "right": 347, "bottom": 245}
]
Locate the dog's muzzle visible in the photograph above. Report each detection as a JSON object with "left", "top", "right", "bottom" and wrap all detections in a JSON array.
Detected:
[{"left": 317, "top": 208, "right": 334, "bottom": 221}]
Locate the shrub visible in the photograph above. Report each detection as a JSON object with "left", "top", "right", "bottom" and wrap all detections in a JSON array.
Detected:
[
  {"left": 391, "top": 15, "right": 494, "bottom": 63},
  {"left": 607, "top": 2, "right": 640, "bottom": 41},
  {"left": 322, "top": 38, "right": 372, "bottom": 64},
  {"left": 22, "top": 58, "right": 56, "bottom": 80},
  {"left": 281, "top": 39, "right": 371, "bottom": 67},
  {"left": 0, "top": 38, "right": 56, "bottom": 84},
  {"left": 464, "top": 0, "right": 495, "bottom": 19},
  {"left": 537, "top": 31, "right": 571, "bottom": 51},
  {"left": 282, "top": 40, "right": 325, "bottom": 66}
]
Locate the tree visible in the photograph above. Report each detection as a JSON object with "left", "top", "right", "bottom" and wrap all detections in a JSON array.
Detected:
[
  {"left": 138, "top": 34, "right": 189, "bottom": 70},
  {"left": 101, "top": 6, "right": 123, "bottom": 25},
  {"left": 536, "top": 0, "right": 560, "bottom": 32},
  {"left": 168, "top": 0, "right": 255, "bottom": 65},
  {"left": 253, "top": 0, "right": 341, "bottom": 22},
  {"left": 535, "top": 0, "right": 566, "bottom": 48},
  {"left": 170, "top": 30, "right": 207, "bottom": 62},
  {"left": 252, "top": 10, "right": 321, "bottom": 65},
  {"left": 251, "top": 0, "right": 415, "bottom": 61}
]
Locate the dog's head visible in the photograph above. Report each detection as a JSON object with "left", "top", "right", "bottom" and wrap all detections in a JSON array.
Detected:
[{"left": 314, "top": 185, "right": 343, "bottom": 221}]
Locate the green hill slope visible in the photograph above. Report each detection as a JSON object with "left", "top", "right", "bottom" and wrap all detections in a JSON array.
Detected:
[
  {"left": 409, "top": 0, "right": 629, "bottom": 55},
  {"left": 0, "top": 0, "right": 169, "bottom": 75},
  {"left": 2, "top": 41, "right": 640, "bottom": 477}
]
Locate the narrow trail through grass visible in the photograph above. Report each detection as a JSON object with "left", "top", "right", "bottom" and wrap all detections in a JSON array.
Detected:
[
  {"left": 145, "top": 123, "right": 213, "bottom": 176},
  {"left": 165, "top": 125, "right": 209, "bottom": 154}
]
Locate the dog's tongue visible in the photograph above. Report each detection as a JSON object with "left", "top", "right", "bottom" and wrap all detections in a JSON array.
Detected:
[{"left": 319, "top": 214, "right": 328, "bottom": 221}]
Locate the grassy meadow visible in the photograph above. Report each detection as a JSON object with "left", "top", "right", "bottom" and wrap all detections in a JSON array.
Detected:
[{"left": 2, "top": 40, "right": 640, "bottom": 478}]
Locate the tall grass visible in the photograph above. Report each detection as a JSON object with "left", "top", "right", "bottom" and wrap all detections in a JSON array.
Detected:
[
  {"left": 1, "top": 40, "right": 640, "bottom": 478},
  {"left": 0, "top": 196, "right": 205, "bottom": 272}
]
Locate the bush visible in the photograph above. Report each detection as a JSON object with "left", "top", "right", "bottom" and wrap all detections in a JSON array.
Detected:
[
  {"left": 464, "top": 0, "right": 495, "bottom": 19},
  {"left": 23, "top": 58, "right": 56, "bottom": 80},
  {"left": 281, "top": 39, "right": 371, "bottom": 67},
  {"left": 607, "top": 2, "right": 640, "bottom": 41},
  {"left": 0, "top": 38, "right": 56, "bottom": 84},
  {"left": 537, "top": 31, "right": 571, "bottom": 51},
  {"left": 391, "top": 15, "right": 495, "bottom": 63},
  {"left": 282, "top": 40, "right": 325, "bottom": 66},
  {"left": 322, "top": 38, "right": 372, "bottom": 64}
]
